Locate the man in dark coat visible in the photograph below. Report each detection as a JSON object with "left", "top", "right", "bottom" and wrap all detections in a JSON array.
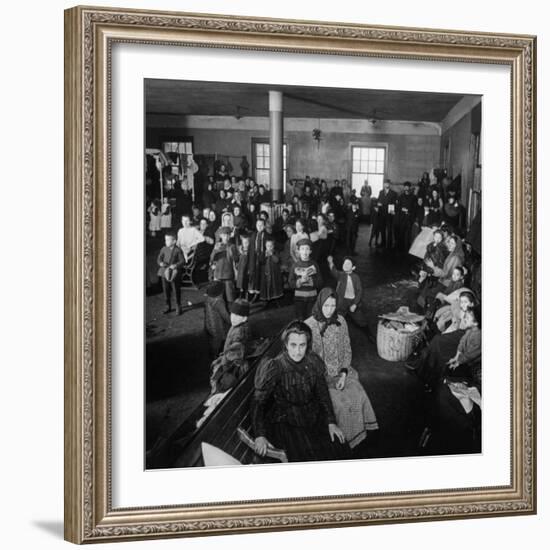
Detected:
[
  {"left": 344, "top": 202, "right": 361, "bottom": 254},
  {"left": 396, "top": 181, "right": 416, "bottom": 251},
  {"left": 376, "top": 180, "right": 398, "bottom": 248},
  {"left": 248, "top": 218, "right": 268, "bottom": 301}
]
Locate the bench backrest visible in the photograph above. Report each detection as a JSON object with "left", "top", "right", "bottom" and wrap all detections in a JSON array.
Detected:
[{"left": 172, "top": 338, "right": 281, "bottom": 468}]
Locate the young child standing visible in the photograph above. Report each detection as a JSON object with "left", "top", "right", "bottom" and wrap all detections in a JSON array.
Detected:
[
  {"left": 248, "top": 217, "right": 267, "bottom": 302},
  {"left": 235, "top": 232, "right": 251, "bottom": 299},
  {"left": 148, "top": 199, "right": 161, "bottom": 237},
  {"left": 260, "top": 237, "right": 284, "bottom": 303},
  {"left": 204, "top": 280, "right": 231, "bottom": 358},
  {"left": 289, "top": 238, "right": 322, "bottom": 320},
  {"left": 210, "top": 226, "right": 238, "bottom": 304},
  {"left": 327, "top": 255, "right": 371, "bottom": 336},
  {"left": 156, "top": 232, "right": 185, "bottom": 314},
  {"left": 160, "top": 197, "right": 172, "bottom": 229}
]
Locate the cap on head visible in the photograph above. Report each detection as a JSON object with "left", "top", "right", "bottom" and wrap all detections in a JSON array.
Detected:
[{"left": 230, "top": 299, "right": 250, "bottom": 317}]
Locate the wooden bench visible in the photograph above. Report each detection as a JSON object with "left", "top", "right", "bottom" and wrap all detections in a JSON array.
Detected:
[{"left": 147, "top": 335, "right": 283, "bottom": 469}]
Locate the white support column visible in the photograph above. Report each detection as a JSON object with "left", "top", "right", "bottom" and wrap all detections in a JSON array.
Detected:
[{"left": 269, "top": 90, "right": 284, "bottom": 203}]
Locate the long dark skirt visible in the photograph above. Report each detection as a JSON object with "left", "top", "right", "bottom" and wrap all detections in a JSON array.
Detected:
[
  {"left": 267, "top": 420, "right": 350, "bottom": 463},
  {"left": 416, "top": 330, "right": 465, "bottom": 388}
]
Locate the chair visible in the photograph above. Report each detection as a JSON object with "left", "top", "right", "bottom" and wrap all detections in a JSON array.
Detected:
[{"left": 180, "top": 248, "right": 198, "bottom": 289}]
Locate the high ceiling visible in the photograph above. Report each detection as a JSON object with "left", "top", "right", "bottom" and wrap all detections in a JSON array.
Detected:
[{"left": 145, "top": 79, "right": 467, "bottom": 123}]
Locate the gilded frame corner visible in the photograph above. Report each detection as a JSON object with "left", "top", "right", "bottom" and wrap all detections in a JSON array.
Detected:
[{"left": 64, "top": 5, "right": 537, "bottom": 544}]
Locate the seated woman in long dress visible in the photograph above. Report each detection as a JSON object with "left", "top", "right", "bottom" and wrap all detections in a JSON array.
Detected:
[
  {"left": 305, "top": 288, "right": 378, "bottom": 450},
  {"left": 251, "top": 321, "right": 349, "bottom": 463}
]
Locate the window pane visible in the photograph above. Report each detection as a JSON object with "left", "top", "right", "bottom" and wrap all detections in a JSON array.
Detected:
[
  {"left": 257, "top": 170, "right": 270, "bottom": 187},
  {"left": 351, "top": 173, "right": 364, "bottom": 194},
  {"left": 376, "top": 161, "right": 384, "bottom": 174},
  {"left": 376, "top": 148, "right": 384, "bottom": 161},
  {"left": 369, "top": 174, "right": 384, "bottom": 197},
  {"left": 368, "top": 161, "right": 376, "bottom": 173}
]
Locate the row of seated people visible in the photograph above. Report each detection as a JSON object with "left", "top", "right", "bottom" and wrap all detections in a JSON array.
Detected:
[{"left": 403, "top": 223, "right": 482, "bottom": 454}]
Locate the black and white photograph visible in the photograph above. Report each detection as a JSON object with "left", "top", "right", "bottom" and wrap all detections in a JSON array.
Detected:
[{"left": 144, "top": 79, "right": 482, "bottom": 470}]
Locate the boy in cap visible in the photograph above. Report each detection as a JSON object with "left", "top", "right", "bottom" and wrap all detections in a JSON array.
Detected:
[
  {"left": 209, "top": 341, "right": 248, "bottom": 396},
  {"left": 156, "top": 231, "right": 185, "bottom": 315},
  {"left": 289, "top": 238, "right": 322, "bottom": 320},
  {"left": 223, "top": 299, "right": 251, "bottom": 356},
  {"left": 327, "top": 255, "right": 373, "bottom": 340}
]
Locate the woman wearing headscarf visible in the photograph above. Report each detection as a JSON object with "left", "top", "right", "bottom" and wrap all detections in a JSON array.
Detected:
[{"left": 305, "top": 288, "right": 378, "bottom": 450}]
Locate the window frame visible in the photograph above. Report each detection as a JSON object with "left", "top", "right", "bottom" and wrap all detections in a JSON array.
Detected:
[
  {"left": 349, "top": 142, "right": 388, "bottom": 195},
  {"left": 251, "top": 137, "right": 288, "bottom": 191}
]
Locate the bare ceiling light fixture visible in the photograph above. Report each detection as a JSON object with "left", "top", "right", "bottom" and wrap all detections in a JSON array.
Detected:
[{"left": 312, "top": 119, "right": 322, "bottom": 148}]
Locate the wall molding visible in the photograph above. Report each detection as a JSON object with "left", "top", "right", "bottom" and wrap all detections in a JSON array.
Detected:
[{"left": 146, "top": 115, "right": 441, "bottom": 136}]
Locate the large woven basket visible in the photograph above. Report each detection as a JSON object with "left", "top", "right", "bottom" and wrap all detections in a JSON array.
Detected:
[{"left": 376, "top": 320, "right": 425, "bottom": 362}]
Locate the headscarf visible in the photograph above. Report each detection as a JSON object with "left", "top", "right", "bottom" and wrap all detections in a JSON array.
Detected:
[
  {"left": 311, "top": 287, "right": 341, "bottom": 336},
  {"left": 447, "top": 235, "right": 465, "bottom": 263},
  {"left": 441, "top": 235, "right": 465, "bottom": 280}
]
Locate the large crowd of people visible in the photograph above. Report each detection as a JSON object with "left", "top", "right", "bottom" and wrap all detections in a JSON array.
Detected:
[{"left": 149, "top": 164, "right": 482, "bottom": 463}]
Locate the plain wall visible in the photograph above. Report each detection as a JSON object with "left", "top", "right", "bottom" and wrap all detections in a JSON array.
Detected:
[
  {"left": 440, "top": 109, "right": 476, "bottom": 201},
  {"left": 147, "top": 125, "right": 440, "bottom": 184}
]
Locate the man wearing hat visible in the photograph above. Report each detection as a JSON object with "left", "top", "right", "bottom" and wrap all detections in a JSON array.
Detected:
[
  {"left": 289, "top": 238, "right": 322, "bottom": 320},
  {"left": 376, "top": 179, "right": 398, "bottom": 248}
]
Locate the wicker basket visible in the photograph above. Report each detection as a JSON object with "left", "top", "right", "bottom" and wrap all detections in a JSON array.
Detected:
[{"left": 376, "top": 319, "right": 425, "bottom": 362}]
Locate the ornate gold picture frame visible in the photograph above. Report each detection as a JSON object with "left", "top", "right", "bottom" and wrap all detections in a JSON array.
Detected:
[{"left": 64, "top": 5, "right": 536, "bottom": 544}]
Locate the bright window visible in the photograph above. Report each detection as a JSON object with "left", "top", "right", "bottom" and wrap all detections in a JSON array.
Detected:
[
  {"left": 351, "top": 146, "right": 386, "bottom": 197},
  {"left": 254, "top": 141, "right": 287, "bottom": 189}
]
